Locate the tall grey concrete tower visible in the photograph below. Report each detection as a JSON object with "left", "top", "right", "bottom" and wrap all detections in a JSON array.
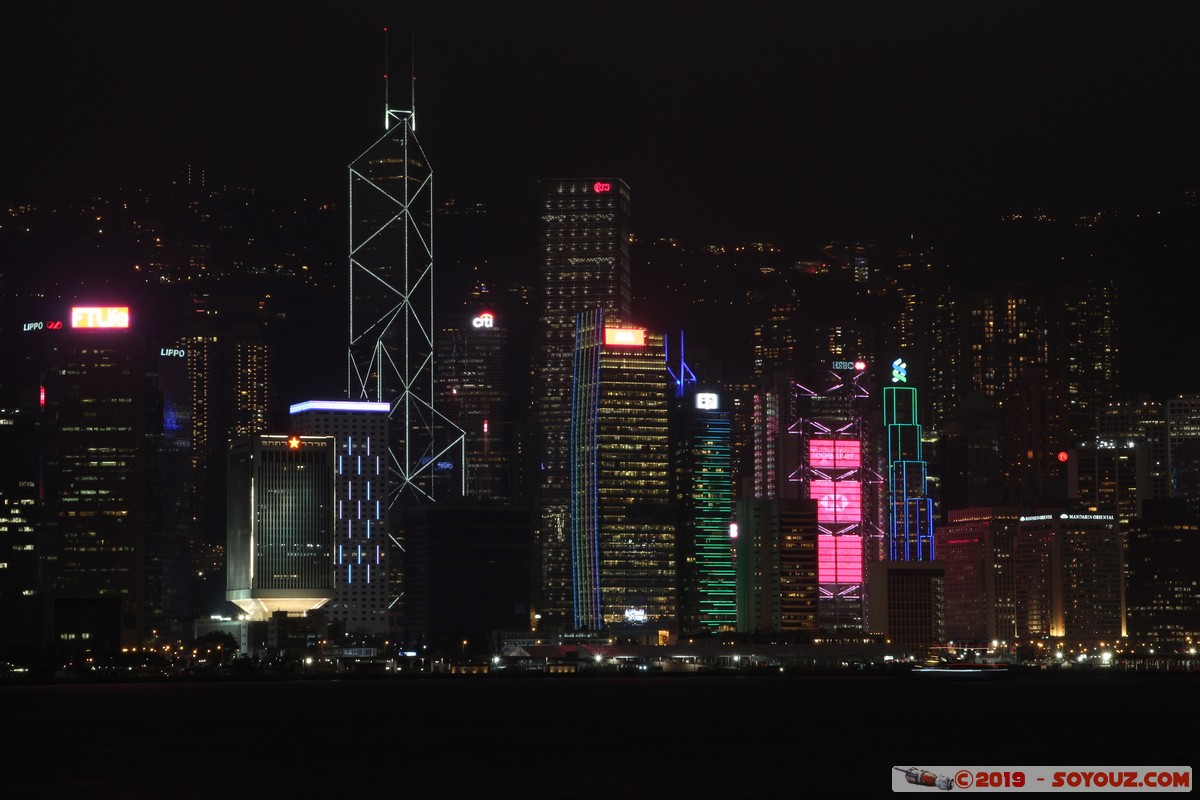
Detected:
[
  {"left": 533, "top": 178, "right": 632, "bottom": 627},
  {"left": 348, "top": 83, "right": 465, "bottom": 510}
]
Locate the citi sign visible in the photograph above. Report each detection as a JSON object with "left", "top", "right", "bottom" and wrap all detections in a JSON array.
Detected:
[
  {"left": 71, "top": 306, "right": 130, "bottom": 329},
  {"left": 472, "top": 313, "right": 495, "bottom": 328}
]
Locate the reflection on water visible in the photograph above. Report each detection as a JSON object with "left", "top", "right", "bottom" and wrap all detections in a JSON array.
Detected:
[{"left": 4, "top": 672, "right": 1196, "bottom": 797}]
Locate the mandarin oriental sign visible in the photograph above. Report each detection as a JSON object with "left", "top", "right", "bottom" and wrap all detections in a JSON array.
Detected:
[{"left": 71, "top": 306, "right": 130, "bottom": 329}]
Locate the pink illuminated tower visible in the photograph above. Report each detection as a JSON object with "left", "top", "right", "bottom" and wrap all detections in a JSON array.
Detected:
[{"left": 753, "top": 359, "right": 884, "bottom": 633}]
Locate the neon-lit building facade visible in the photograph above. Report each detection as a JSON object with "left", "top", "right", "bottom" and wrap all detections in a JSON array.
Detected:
[
  {"left": 226, "top": 434, "right": 336, "bottom": 621},
  {"left": 767, "top": 360, "right": 884, "bottom": 633},
  {"left": 884, "top": 356, "right": 935, "bottom": 561},
  {"left": 534, "top": 178, "right": 632, "bottom": 626},
  {"left": 674, "top": 388, "right": 736, "bottom": 635},
  {"left": 569, "top": 309, "right": 673, "bottom": 631},
  {"left": 348, "top": 94, "right": 464, "bottom": 507},
  {"left": 290, "top": 400, "right": 391, "bottom": 635}
]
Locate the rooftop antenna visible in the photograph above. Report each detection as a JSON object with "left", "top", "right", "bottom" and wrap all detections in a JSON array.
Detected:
[
  {"left": 383, "top": 29, "right": 417, "bottom": 131},
  {"left": 383, "top": 27, "right": 390, "bottom": 129}
]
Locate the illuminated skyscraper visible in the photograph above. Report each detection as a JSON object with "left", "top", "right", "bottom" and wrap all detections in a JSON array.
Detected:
[
  {"left": 569, "top": 309, "right": 673, "bottom": 631},
  {"left": 0, "top": 406, "right": 45, "bottom": 653},
  {"left": 1098, "top": 398, "right": 1168, "bottom": 502},
  {"left": 435, "top": 309, "right": 512, "bottom": 501},
  {"left": 226, "top": 434, "right": 336, "bottom": 621},
  {"left": 1167, "top": 394, "right": 1200, "bottom": 508},
  {"left": 534, "top": 177, "right": 632, "bottom": 626},
  {"left": 1126, "top": 498, "right": 1200, "bottom": 649},
  {"left": 1013, "top": 510, "right": 1123, "bottom": 641},
  {"left": 348, "top": 93, "right": 465, "bottom": 507},
  {"left": 884, "top": 356, "right": 935, "bottom": 561},
  {"left": 755, "top": 360, "right": 884, "bottom": 633},
  {"left": 734, "top": 498, "right": 819, "bottom": 635},
  {"left": 144, "top": 344, "right": 196, "bottom": 639},
  {"left": 673, "top": 387, "right": 736, "bottom": 635},
  {"left": 933, "top": 507, "right": 1020, "bottom": 645},
  {"left": 46, "top": 306, "right": 146, "bottom": 650},
  {"left": 290, "top": 400, "right": 391, "bottom": 635},
  {"left": 167, "top": 325, "right": 277, "bottom": 615}
]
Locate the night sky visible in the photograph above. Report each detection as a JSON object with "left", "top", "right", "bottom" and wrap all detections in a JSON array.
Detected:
[
  {"left": 3, "top": 2, "right": 1199, "bottom": 393},
  {"left": 5, "top": 3, "right": 1195, "bottom": 229}
]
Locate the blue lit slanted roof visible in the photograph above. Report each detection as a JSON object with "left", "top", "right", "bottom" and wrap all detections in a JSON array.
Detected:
[{"left": 289, "top": 400, "right": 391, "bottom": 415}]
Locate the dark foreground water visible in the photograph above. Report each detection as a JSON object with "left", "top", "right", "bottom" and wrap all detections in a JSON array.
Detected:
[{"left": 4, "top": 670, "right": 1195, "bottom": 798}]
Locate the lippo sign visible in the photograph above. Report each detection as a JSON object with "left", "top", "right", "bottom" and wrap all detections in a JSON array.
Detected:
[{"left": 71, "top": 306, "right": 130, "bottom": 329}]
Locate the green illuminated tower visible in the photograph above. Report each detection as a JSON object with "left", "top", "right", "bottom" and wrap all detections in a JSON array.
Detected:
[
  {"left": 674, "top": 387, "right": 736, "bottom": 635},
  {"left": 884, "top": 356, "right": 935, "bottom": 560}
]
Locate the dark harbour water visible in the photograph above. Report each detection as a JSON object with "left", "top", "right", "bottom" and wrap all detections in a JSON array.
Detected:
[{"left": 3, "top": 671, "right": 1195, "bottom": 798}]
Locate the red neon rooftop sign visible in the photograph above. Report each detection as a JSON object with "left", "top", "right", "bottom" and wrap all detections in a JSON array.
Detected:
[
  {"left": 71, "top": 306, "right": 130, "bottom": 329},
  {"left": 604, "top": 327, "right": 645, "bottom": 347},
  {"left": 593, "top": 181, "right": 611, "bottom": 193}
]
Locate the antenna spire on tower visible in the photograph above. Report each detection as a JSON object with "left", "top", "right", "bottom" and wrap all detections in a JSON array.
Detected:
[{"left": 383, "top": 27, "right": 390, "bottom": 128}]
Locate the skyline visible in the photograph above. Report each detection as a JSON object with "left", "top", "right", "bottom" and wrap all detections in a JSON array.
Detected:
[{"left": 3, "top": 3, "right": 1199, "bottom": 402}]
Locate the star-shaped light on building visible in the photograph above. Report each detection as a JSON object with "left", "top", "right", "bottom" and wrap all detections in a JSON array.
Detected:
[{"left": 288, "top": 436, "right": 301, "bottom": 449}]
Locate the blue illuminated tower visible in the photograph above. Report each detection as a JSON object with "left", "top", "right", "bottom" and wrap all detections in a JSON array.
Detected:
[
  {"left": 569, "top": 309, "right": 673, "bottom": 631},
  {"left": 884, "top": 356, "right": 935, "bottom": 560},
  {"left": 290, "top": 400, "right": 392, "bottom": 635}
]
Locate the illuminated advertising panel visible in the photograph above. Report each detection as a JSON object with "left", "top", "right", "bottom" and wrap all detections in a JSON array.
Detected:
[
  {"left": 289, "top": 400, "right": 391, "bottom": 414},
  {"left": 696, "top": 392, "right": 719, "bottom": 410},
  {"left": 811, "top": 480, "right": 862, "bottom": 524},
  {"left": 809, "top": 438, "right": 862, "bottom": 469},
  {"left": 603, "top": 327, "right": 645, "bottom": 347},
  {"left": 71, "top": 306, "right": 130, "bottom": 329},
  {"left": 22, "top": 319, "right": 64, "bottom": 332},
  {"left": 593, "top": 181, "right": 612, "bottom": 193},
  {"left": 818, "top": 533, "right": 863, "bottom": 584},
  {"left": 472, "top": 312, "right": 495, "bottom": 328}
]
